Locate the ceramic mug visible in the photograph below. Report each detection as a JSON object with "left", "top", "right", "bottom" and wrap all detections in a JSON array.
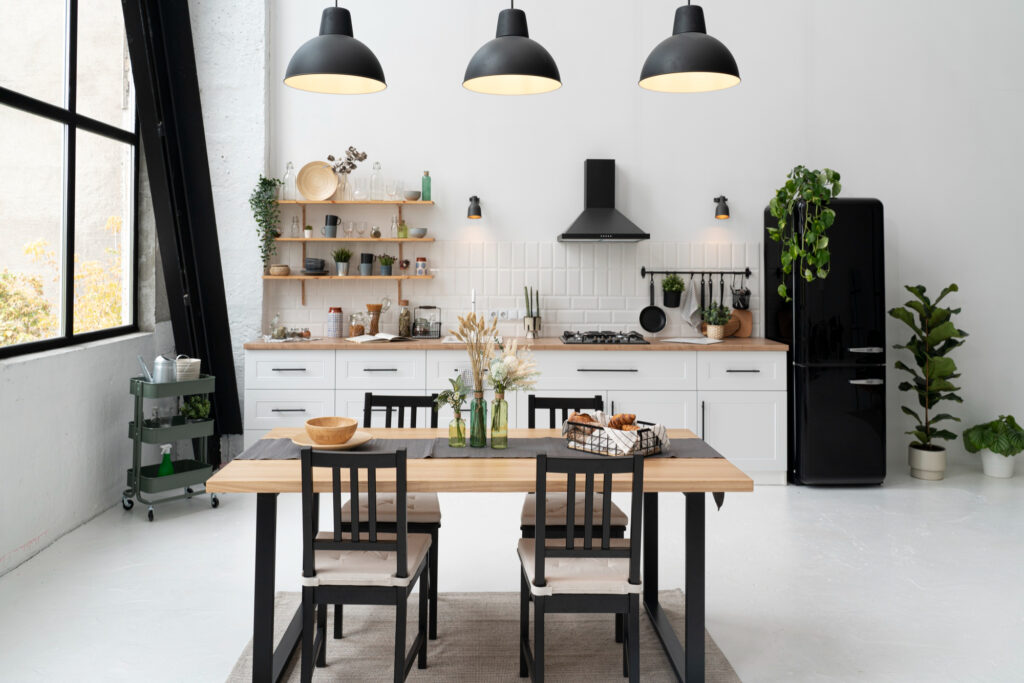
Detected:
[
  {"left": 359, "top": 263, "right": 373, "bottom": 276},
  {"left": 322, "top": 225, "right": 338, "bottom": 238}
]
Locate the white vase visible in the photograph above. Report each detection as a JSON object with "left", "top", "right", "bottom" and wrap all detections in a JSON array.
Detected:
[
  {"left": 908, "top": 444, "right": 946, "bottom": 480},
  {"left": 981, "top": 450, "right": 1015, "bottom": 478}
]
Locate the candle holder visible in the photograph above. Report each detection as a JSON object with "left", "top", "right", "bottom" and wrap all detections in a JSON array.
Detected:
[{"left": 524, "top": 316, "right": 541, "bottom": 339}]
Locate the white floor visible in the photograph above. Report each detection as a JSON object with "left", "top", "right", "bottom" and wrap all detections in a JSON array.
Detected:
[{"left": 1, "top": 455, "right": 1022, "bottom": 682}]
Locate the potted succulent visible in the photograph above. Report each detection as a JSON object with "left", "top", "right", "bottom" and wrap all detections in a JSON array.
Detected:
[
  {"left": 332, "top": 247, "right": 352, "bottom": 276},
  {"left": 378, "top": 254, "right": 396, "bottom": 276},
  {"left": 889, "top": 284, "right": 968, "bottom": 480},
  {"left": 434, "top": 375, "right": 469, "bottom": 448},
  {"left": 701, "top": 305, "right": 732, "bottom": 340},
  {"left": 662, "top": 274, "right": 684, "bottom": 308},
  {"left": 181, "top": 395, "right": 212, "bottom": 422},
  {"left": 249, "top": 175, "right": 283, "bottom": 270},
  {"left": 963, "top": 415, "right": 1024, "bottom": 478}
]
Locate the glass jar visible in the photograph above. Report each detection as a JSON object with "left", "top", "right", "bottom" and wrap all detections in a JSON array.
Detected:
[
  {"left": 398, "top": 303, "right": 412, "bottom": 337},
  {"left": 390, "top": 215, "right": 399, "bottom": 238},
  {"left": 469, "top": 393, "right": 487, "bottom": 448},
  {"left": 370, "top": 161, "right": 384, "bottom": 200},
  {"left": 490, "top": 392, "right": 508, "bottom": 449},
  {"left": 421, "top": 170, "right": 432, "bottom": 201},
  {"left": 397, "top": 219, "right": 409, "bottom": 239},
  {"left": 281, "top": 161, "right": 296, "bottom": 200},
  {"left": 290, "top": 215, "right": 300, "bottom": 237},
  {"left": 348, "top": 313, "right": 366, "bottom": 337},
  {"left": 371, "top": 225, "right": 382, "bottom": 239},
  {"left": 449, "top": 412, "right": 466, "bottom": 448}
]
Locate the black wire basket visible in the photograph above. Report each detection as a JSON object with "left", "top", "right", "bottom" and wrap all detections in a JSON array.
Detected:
[{"left": 565, "top": 419, "right": 662, "bottom": 456}]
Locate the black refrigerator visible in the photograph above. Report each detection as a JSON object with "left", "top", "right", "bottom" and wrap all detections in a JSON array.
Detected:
[{"left": 764, "top": 198, "right": 887, "bottom": 485}]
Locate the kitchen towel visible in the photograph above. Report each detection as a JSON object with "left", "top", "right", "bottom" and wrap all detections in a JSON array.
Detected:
[
  {"left": 235, "top": 438, "right": 434, "bottom": 460},
  {"left": 681, "top": 274, "right": 702, "bottom": 329}
]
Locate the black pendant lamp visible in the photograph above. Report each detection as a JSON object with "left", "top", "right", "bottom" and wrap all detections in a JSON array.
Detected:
[
  {"left": 714, "top": 195, "right": 730, "bottom": 219},
  {"left": 468, "top": 196, "right": 483, "bottom": 219},
  {"left": 639, "top": 2, "right": 740, "bottom": 93},
  {"left": 463, "top": 3, "right": 561, "bottom": 95},
  {"left": 284, "top": 4, "right": 386, "bottom": 95}
]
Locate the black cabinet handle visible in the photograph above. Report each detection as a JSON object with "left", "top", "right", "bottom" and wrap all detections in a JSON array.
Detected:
[
  {"left": 363, "top": 368, "right": 398, "bottom": 372},
  {"left": 271, "top": 408, "right": 307, "bottom": 413},
  {"left": 271, "top": 367, "right": 307, "bottom": 372},
  {"left": 849, "top": 347, "right": 884, "bottom": 354},
  {"left": 726, "top": 369, "right": 761, "bottom": 373},
  {"left": 577, "top": 369, "right": 639, "bottom": 373},
  {"left": 849, "top": 379, "right": 884, "bottom": 386},
  {"left": 701, "top": 400, "right": 706, "bottom": 440}
]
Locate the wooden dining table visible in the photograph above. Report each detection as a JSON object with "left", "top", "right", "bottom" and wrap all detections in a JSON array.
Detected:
[{"left": 206, "top": 427, "right": 754, "bottom": 683}]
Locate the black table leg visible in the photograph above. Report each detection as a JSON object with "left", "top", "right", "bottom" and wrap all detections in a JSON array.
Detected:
[
  {"left": 642, "top": 492, "right": 707, "bottom": 683},
  {"left": 253, "top": 492, "right": 303, "bottom": 683}
]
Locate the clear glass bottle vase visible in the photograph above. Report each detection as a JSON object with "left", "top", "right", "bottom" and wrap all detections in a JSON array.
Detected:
[
  {"left": 490, "top": 393, "right": 508, "bottom": 449},
  {"left": 469, "top": 393, "right": 487, "bottom": 448},
  {"left": 449, "top": 412, "right": 466, "bottom": 448}
]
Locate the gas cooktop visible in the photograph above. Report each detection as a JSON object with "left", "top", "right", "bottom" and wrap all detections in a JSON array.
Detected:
[{"left": 560, "top": 330, "right": 650, "bottom": 345}]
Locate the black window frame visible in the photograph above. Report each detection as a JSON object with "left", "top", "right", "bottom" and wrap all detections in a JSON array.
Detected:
[{"left": 0, "top": 0, "right": 140, "bottom": 360}]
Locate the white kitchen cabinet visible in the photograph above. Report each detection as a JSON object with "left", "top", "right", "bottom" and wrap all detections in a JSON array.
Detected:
[
  {"left": 335, "top": 389, "right": 432, "bottom": 428},
  {"left": 698, "top": 390, "right": 787, "bottom": 484},
  {"left": 243, "top": 389, "right": 335, "bottom": 429},
  {"left": 530, "top": 351, "right": 696, "bottom": 391},
  {"left": 336, "top": 350, "right": 426, "bottom": 391},
  {"left": 245, "top": 350, "right": 335, "bottom": 390},
  {"left": 696, "top": 351, "right": 786, "bottom": 391},
  {"left": 606, "top": 390, "right": 698, "bottom": 432}
]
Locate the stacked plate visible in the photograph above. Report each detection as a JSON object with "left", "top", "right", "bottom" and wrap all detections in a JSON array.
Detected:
[{"left": 296, "top": 161, "right": 338, "bottom": 201}]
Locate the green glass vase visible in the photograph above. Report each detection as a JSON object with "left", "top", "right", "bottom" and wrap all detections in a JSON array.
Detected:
[
  {"left": 491, "top": 393, "right": 508, "bottom": 449},
  {"left": 469, "top": 393, "right": 487, "bottom": 448},
  {"left": 449, "top": 413, "right": 466, "bottom": 448}
]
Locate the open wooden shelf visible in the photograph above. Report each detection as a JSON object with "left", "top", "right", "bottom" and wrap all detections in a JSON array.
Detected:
[
  {"left": 263, "top": 275, "right": 434, "bottom": 281},
  {"left": 276, "top": 200, "right": 434, "bottom": 206},
  {"left": 275, "top": 237, "right": 434, "bottom": 243}
]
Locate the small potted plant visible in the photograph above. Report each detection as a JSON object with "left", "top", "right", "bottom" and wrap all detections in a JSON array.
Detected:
[
  {"left": 435, "top": 375, "right": 469, "bottom": 447},
  {"left": 180, "top": 395, "right": 211, "bottom": 422},
  {"left": 378, "top": 254, "right": 396, "bottom": 276},
  {"left": 889, "top": 283, "right": 967, "bottom": 480},
  {"left": 701, "top": 305, "right": 732, "bottom": 340},
  {"left": 662, "top": 274, "right": 684, "bottom": 308},
  {"left": 332, "top": 248, "right": 352, "bottom": 276},
  {"left": 963, "top": 415, "right": 1024, "bottom": 478}
]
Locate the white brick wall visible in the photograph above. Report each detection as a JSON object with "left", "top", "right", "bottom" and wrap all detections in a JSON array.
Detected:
[{"left": 263, "top": 240, "right": 762, "bottom": 340}]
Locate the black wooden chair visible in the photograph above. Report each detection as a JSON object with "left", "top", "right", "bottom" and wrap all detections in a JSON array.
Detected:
[
  {"left": 334, "top": 393, "right": 442, "bottom": 640},
  {"left": 300, "top": 446, "right": 429, "bottom": 683},
  {"left": 518, "top": 451, "right": 645, "bottom": 682}
]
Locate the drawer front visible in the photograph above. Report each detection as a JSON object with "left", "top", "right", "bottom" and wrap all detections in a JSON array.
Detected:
[
  {"left": 244, "top": 389, "right": 335, "bottom": 429},
  {"left": 531, "top": 351, "right": 696, "bottom": 391},
  {"left": 696, "top": 351, "right": 786, "bottom": 391},
  {"left": 337, "top": 350, "right": 426, "bottom": 390},
  {"left": 245, "top": 350, "right": 335, "bottom": 390},
  {"left": 425, "top": 351, "right": 475, "bottom": 393}
]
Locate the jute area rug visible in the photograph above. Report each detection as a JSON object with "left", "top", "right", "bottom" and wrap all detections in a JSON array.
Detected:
[{"left": 228, "top": 590, "right": 740, "bottom": 682}]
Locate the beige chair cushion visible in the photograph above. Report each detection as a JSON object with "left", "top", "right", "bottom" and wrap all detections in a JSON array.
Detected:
[
  {"left": 517, "top": 538, "right": 642, "bottom": 597},
  {"left": 340, "top": 493, "right": 441, "bottom": 524},
  {"left": 520, "top": 493, "right": 628, "bottom": 527},
  {"left": 305, "top": 532, "right": 431, "bottom": 588}
]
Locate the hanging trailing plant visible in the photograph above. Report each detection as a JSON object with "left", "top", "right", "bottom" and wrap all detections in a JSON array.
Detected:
[
  {"left": 249, "top": 175, "right": 283, "bottom": 268},
  {"left": 767, "top": 165, "right": 842, "bottom": 301}
]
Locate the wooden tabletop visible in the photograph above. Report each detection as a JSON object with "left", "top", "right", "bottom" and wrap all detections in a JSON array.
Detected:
[
  {"left": 243, "top": 336, "right": 787, "bottom": 352},
  {"left": 206, "top": 428, "right": 754, "bottom": 494}
]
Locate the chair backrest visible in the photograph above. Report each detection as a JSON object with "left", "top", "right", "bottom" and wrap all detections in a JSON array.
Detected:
[
  {"left": 363, "top": 393, "right": 440, "bottom": 428},
  {"left": 301, "top": 446, "right": 410, "bottom": 580},
  {"left": 527, "top": 394, "right": 604, "bottom": 429},
  {"left": 532, "top": 452, "right": 644, "bottom": 589}
]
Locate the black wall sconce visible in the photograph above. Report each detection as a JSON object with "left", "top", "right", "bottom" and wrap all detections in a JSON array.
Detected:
[
  {"left": 714, "top": 195, "right": 730, "bottom": 220},
  {"left": 468, "top": 196, "right": 482, "bottom": 219}
]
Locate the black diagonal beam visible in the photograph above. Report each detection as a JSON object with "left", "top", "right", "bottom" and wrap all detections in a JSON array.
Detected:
[{"left": 122, "top": 0, "right": 243, "bottom": 453}]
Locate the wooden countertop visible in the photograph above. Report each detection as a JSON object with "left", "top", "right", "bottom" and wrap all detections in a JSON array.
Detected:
[
  {"left": 244, "top": 336, "right": 788, "bottom": 352},
  {"left": 206, "top": 427, "right": 754, "bottom": 494}
]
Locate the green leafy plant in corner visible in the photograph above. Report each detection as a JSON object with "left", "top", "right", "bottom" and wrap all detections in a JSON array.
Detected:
[
  {"left": 435, "top": 375, "right": 468, "bottom": 414},
  {"left": 331, "top": 248, "right": 353, "bottom": 263},
  {"left": 662, "top": 274, "right": 684, "bottom": 292},
  {"left": 767, "top": 165, "right": 842, "bottom": 301},
  {"left": 249, "top": 175, "right": 283, "bottom": 268},
  {"left": 378, "top": 254, "right": 396, "bottom": 266},
  {"left": 963, "top": 416, "right": 1024, "bottom": 458},
  {"left": 181, "top": 395, "right": 211, "bottom": 421},
  {"left": 701, "top": 305, "right": 732, "bottom": 326},
  {"left": 889, "top": 284, "right": 968, "bottom": 449}
]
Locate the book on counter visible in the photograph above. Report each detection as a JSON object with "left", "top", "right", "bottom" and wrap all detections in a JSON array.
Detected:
[{"left": 346, "top": 333, "right": 411, "bottom": 343}]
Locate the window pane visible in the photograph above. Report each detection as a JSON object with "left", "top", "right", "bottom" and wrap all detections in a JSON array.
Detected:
[
  {"left": 74, "top": 130, "right": 133, "bottom": 334},
  {"left": 0, "top": 1, "right": 66, "bottom": 107},
  {"left": 0, "top": 105, "right": 65, "bottom": 348},
  {"left": 77, "top": 0, "right": 134, "bottom": 130}
]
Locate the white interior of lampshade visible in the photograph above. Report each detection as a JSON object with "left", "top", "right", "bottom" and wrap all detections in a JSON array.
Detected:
[
  {"left": 284, "top": 73, "right": 387, "bottom": 95},
  {"left": 638, "top": 71, "right": 740, "bottom": 93},
  {"left": 463, "top": 74, "right": 561, "bottom": 95}
]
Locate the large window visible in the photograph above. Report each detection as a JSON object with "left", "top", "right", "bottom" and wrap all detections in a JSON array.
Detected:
[{"left": 0, "top": 0, "right": 138, "bottom": 357}]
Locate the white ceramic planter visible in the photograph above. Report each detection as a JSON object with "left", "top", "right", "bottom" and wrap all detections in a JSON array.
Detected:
[
  {"left": 981, "top": 450, "right": 1015, "bottom": 478},
  {"left": 909, "top": 444, "right": 946, "bottom": 480}
]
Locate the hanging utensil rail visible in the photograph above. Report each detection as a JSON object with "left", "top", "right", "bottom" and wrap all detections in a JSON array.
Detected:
[{"left": 640, "top": 266, "right": 752, "bottom": 279}]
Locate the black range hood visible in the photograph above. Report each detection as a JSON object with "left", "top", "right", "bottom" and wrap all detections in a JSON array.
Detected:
[{"left": 559, "top": 159, "right": 649, "bottom": 243}]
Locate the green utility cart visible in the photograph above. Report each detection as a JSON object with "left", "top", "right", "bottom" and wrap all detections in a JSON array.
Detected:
[{"left": 123, "top": 374, "right": 218, "bottom": 521}]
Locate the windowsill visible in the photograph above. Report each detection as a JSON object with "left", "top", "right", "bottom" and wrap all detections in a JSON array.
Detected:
[{"left": 0, "top": 331, "right": 154, "bottom": 368}]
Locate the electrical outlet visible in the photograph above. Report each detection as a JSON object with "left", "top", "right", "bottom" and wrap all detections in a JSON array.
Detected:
[{"left": 498, "top": 310, "right": 509, "bottom": 320}]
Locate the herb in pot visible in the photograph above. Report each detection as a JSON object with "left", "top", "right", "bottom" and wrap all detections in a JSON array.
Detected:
[
  {"left": 331, "top": 248, "right": 352, "bottom": 263},
  {"left": 377, "top": 254, "right": 396, "bottom": 266},
  {"left": 701, "top": 305, "right": 732, "bottom": 326},
  {"left": 662, "top": 274, "right": 684, "bottom": 308}
]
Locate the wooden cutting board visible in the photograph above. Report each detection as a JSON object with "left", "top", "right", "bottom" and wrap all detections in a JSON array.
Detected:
[{"left": 731, "top": 309, "right": 753, "bottom": 338}]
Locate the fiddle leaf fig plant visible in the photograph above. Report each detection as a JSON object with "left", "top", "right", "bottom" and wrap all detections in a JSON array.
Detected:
[
  {"left": 889, "top": 283, "right": 968, "bottom": 449},
  {"left": 249, "top": 175, "right": 283, "bottom": 268},
  {"left": 767, "top": 165, "right": 842, "bottom": 301}
]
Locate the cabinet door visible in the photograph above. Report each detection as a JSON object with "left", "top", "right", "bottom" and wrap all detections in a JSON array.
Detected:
[
  {"left": 606, "top": 390, "right": 698, "bottom": 432},
  {"left": 514, "top": 390, "right": 608, "bottom": 429},
  {"left": 699, "top": 391, "right": 787, "bottom": 484},
  {"left": 335, "top": 389, "right": 432, "bottom": 428}
]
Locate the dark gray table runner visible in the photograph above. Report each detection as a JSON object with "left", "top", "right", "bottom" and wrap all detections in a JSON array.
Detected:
[{"left": 235, "top": 438, "right": 434, "bottom": 461}]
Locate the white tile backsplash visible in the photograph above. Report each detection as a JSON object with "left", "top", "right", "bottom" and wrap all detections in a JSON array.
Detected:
[{"left": 263, "top": 240, "right": 762, "bottom": 339}]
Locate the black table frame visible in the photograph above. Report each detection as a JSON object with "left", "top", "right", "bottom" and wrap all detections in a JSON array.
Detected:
[{"left": 249, "top": 490, "right": 709, "bottom": 683}]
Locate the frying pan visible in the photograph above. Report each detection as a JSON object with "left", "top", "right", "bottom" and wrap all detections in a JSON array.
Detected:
[{"left": 639, "top": 276, "right": 666, "bottom": 333}]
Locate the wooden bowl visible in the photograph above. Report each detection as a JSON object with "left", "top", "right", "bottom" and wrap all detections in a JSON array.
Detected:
[
  {"left": 305, "top": 417, "right": 358, "bottom": 445},
  {"left": 269, "top": 264, "right": 290, "bottom": 276}
]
